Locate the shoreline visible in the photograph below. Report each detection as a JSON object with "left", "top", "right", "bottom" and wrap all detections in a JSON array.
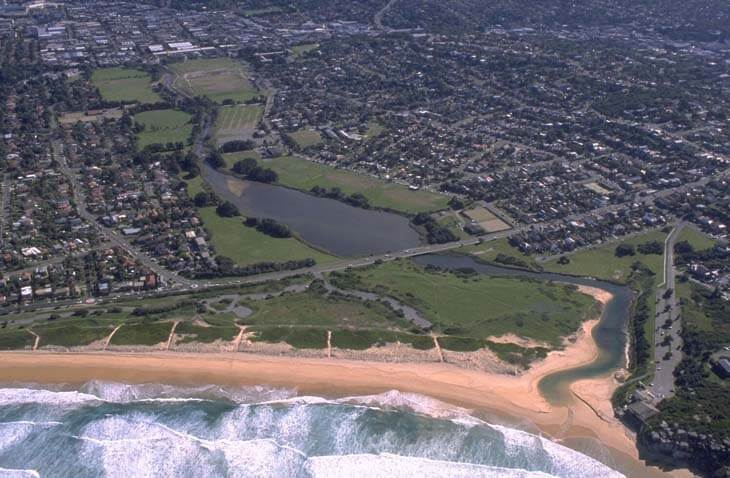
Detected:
[{"left": 0, "top": 285, "right": 689, "bottom": 477}]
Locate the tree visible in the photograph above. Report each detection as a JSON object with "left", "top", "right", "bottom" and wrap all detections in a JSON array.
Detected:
[
  {"left": 216, "top": 201, "right": 239, "bottom": 217},
  {"left": 194, "top": 192, "right": 215, "bottom": 208},
  {"left": 232, "top": 158, "right": 258, "bottom": 176},
  {"left": 615, "top": 244, "right": 635, "bottom": 257},
  {"left": 250, "top": 168, "right": 278, "bottom": 183},
  {"left": 206, "top": 151, "right": 225, "bottom": 169},
  {"left": 637, "top": 240, "right": 663, "bottom": 255},
  {"left": 674, "top": 240, "right": 694, "bottom": 254},
  {"left": 448, "top": 196, "right": 465, "bottom": 210},
  {"left": 220, "top": 140, "right": 255, "bottom": 153},
  {"left": 557, "top": 255, "right": 570, "bottom": 265}
]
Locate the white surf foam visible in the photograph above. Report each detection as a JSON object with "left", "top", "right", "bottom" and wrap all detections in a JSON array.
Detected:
[
  {"left": 0, "top": 388, "right": 100, "bottom": 406},
  {"left": 0, "top": 467, "right": 40, "bottom": 478},
  {"left": 74, "top": 413, "right": 308, "bottom": 478},
  {"left": 303, "top": 453, "right": 558, "bottom": 478},
  {"left": 494, "top": 424, "right": 624, "bottom": 478},
  {"left": 79, "top": 380, "right": 296, "bottom": 404}
]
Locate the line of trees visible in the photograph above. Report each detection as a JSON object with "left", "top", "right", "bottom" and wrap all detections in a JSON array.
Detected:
[
  {"left": 191, "top": 257, "right": 316, "bottom": 278},
  {"left": 232, "top": 158, "right": 278, "bottom": 183},
  {"left": 244, "top": 217, "right": 291, "bottom": 238},
  {"left": 310, "top": 186, "right": 370, "bottom": 209}
]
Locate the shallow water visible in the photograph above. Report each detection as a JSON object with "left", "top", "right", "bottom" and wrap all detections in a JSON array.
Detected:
[
  {"left": 411, "top": 254, "right": 633, "bottom": 404},
  {"left": 0, "top": 382, "right": 625, "bottom": 478},
  {"left": 201, "top": 164, "right": 422, "bottom": 257}
]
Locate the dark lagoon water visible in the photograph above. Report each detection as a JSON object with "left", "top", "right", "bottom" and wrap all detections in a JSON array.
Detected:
[
  {"left": 201, "top": 164, "right": 422, "bottom": 257},
  {"left": 412, "top": 254, "right": 633, "bottom": 405}
]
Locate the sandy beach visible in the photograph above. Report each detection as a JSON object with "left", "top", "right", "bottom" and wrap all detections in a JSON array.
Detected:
[{"left": 0, "top": 285, "right": 690, "bottom": 477}]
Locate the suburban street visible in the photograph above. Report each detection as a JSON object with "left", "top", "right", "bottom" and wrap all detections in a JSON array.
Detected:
[
  {"left": 648, "top": 221, "right": 686, "bottom": 402},
  {"left": 51, "top": 139, "right": 192, "bottom": 287}
]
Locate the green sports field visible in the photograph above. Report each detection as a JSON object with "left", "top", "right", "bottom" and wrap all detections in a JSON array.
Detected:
[
  {"left": 134, "top": 109, "right": 193, "bottom": 149},
  {"left": 215, "top": 105, "right": 263, "bottom": 144},
  {"left": 92, "top": 68, "right": 161, "bottom": 104},
  {"left": 287, "top": 129, "right": 323, "bottom": 149},
  {"left": 169, "top": 58, "right": 259, "bottom": 104}
]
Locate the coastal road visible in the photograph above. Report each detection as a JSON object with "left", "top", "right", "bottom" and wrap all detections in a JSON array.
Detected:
[{"left": 648, "top": 221, "right": 686, "bottom": 402}]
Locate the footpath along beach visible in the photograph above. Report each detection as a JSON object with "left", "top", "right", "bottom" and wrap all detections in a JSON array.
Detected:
[{"left": 0, "top": 285, "right": 692, "bottom": 477}]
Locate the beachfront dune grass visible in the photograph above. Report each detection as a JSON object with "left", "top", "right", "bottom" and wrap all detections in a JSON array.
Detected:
[
  {"left": 332, "top": 329, "right": 434, "bottom": 350},
  {"left": 250, "top": 326, "right": 327, "bottom": 349},
  {"left": 0, "top": 329, "right": 34, "bottom": 350},
  {"left": 329, "top": 259, "right": 598, "bottom": 347},
  {"left": 264, "top": 156, "right": 449, "bottom": 214},
  {"left": 110, "top": 321, "right": 172, "bottom": 346},
  {"left": 241, "top": 289, "right": 408, "bottom": 329},
  {"left": 134, "top": 109, "right": 193, "bottom": 150},
  {"left": 35, "top": 320, "right": 111, "bottom": 347},
  {"left": 175, "top": 322, "right": 239, "bottom": 344},
  {"left": 92, "top": 67, "right": 161, "bottom": 104},
  {"left": 243, "top": 288, "right": 433, "bottom": 350}
]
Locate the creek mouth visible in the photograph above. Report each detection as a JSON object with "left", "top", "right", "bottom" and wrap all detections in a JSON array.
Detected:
[
  {"left": 199, "top": 162, "right": 632, "bottom": 405},
  {"left": 201, "top": 163, "right": 422, "bottom": 258},
  {"left": 412, "top": 254, "right": 633, "bottom": 406}
]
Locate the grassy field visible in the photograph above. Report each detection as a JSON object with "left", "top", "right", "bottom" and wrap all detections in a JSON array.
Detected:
[
  {"left": 460, "top": 238, "right": 540, "bottom": 270},
  {"left": 243, "top": 6, "right": 283, "bottom": 16},
  {"left": 184, "top": 174, "right": 206, "bottom": 197},
  {"left": 264, "top": 156, "right": 449, "bottom": 213},
  {"left": 330, "top": 259, "right": 598, "bottom": 347},
  {"left": 542, "top": 229, "right": 669, "bottom": 284},
  {"left": 244, "top": 288, "right": 432, "bottom": 350},
  {"left": 243, "top": 289, "right": 406, "bottom": 330},
  {"left": 287, "top": 129, "right": 323, "bottom": 149},
  {"left": 215, "top": 105, "right": 263, "bottom": 144},
  {"left": 364, "top": 121, "right": 385, "bottom": 139},
  {"left": 223, "top": 150, "right": 261, "bottom": 168},
  {"left": 197, "top": 207, "right": 336, "bottom": 266},
  {"left": 436, "top": 212, "right": 468, "bottom": 239},
  {"left": 677, "top": 226, "right": 717, "bottom": 251},
  {"left": 134, "top": 109, "right": 193, "bottom": 149},
  {"left": 92, "top": 68, "right": 161, "bottom": 104},
  {"left": 291, "top": 43, "right": 319, "bottom": 57},
  {"left": 169, "top": 58, "right": 259, "bottom": 104}
]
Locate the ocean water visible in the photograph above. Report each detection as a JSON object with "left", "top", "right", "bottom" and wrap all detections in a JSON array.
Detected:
[{"left": 0, "top": 382, "right": 624, "bottom": 478}]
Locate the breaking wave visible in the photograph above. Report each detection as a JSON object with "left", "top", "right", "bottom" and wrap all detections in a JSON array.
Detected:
[{"left": 0, "top": 381, "right": 624, "bottom": 478}]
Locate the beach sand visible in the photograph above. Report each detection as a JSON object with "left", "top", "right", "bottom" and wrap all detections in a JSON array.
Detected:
[{"left": 0, "top": 285, "right": 691, "bottom": 477}]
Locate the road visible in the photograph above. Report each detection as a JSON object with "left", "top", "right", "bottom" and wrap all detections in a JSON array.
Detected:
[
  {"left": 648, "top": 221, "right": 686, "bottom": 402},
  {"left": 373, "top": 0, "right": 397, "bottom": 30},
  {"left": 0, "top": 174, "right": 9, "bottom": 240}
]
